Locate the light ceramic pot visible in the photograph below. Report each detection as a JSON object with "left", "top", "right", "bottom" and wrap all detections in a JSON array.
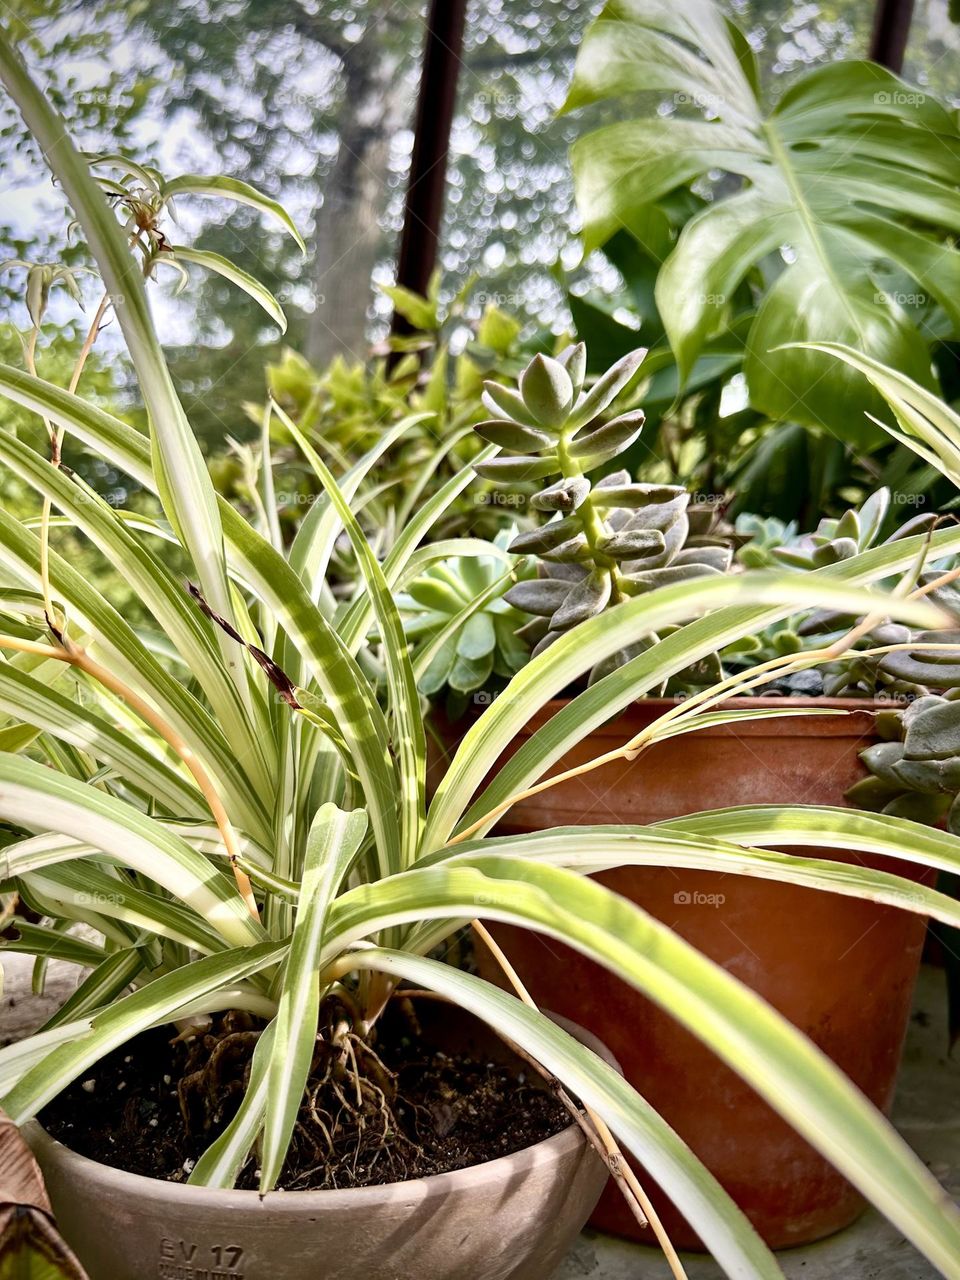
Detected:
[
  {"left": 25, "top": 1009, "right": 613, "bottom": 1280},
  {"left": 433, "top": 696, "right": 933, "bottom": 1249}
]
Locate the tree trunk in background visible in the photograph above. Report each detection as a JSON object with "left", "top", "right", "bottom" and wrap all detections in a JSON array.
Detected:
[{"left": 307, "top": 42, "right": 412, "bottom": 365}]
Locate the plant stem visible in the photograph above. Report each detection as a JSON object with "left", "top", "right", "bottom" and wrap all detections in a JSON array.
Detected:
[{"left": 556, "top": 431, "right": 623, "bottom": 603}]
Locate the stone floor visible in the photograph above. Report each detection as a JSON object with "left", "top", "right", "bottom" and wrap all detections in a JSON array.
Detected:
[{"left": 2, "top": 955, "right": 957, "bottom": 1279}]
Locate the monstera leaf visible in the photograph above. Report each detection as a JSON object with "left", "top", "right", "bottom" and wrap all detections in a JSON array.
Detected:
[
  {"left": 564, "top": 0, "right": 960, "bottom": 440},
  {"left": 0, "top": 1110, "right": 88, "bottom": 1280}
]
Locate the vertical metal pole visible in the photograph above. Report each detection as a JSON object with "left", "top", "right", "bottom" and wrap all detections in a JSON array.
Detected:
[
  {"left": 868, "top": 0, "right": 916, "bottom": 71},
  {"left": 391, "top": 0, "right": 468, "bottom": 335}
]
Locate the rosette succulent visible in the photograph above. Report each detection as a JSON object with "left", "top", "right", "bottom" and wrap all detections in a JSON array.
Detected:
[
  {"left": 472, "top": 346, "right": 732, "bottom": 681},
  {"left": 397, "top": 529, "right": 533, "bottom": 708},
  {"left": 771, "top": 488, "right": 935, "bottom": 572}
]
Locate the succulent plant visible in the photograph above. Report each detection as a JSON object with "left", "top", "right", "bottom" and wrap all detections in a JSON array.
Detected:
[
  {"left": 771, "top": 488, "right": 935, "bottom": 572},
  {"left": 734, "top": 513, "right": 797, "bottom": 569},
  {"left": 472, "top": 346, "right": 732, "bottom": 680},
  {"left": 849, "top": 692, "right": 960, "bottom": 827},
  {"left": 397, "top": 530, "right": 533, "bottom": 708}
]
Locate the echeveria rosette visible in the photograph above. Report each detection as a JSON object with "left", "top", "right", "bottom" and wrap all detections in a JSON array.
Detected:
[
  {"left": 472, "top": 346, "right": 732, "bottom": 683},
  {"left": 397, "top": 529, "right": 533, "bottom": 711},
  {"left": 761, "top": 488, "right": 941, "bottom": 697},
  {"left": 771, "top": 488, "right": 935, "bottom": 573}
]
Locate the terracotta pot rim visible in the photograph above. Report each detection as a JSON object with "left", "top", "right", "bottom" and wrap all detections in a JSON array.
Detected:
[
  {"left": 547, "top": 695, "right": 890, "bottom": 712},
  {"left": 24, "top": 1013, "right": 615, "bottom": 1212}
]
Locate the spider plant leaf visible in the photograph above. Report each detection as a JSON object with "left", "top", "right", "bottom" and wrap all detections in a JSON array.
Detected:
[
  {"left": 452, "top": 526, "right": 960, "bottom": 842},
  {"left": 260, "top": 804, "right": 367, "bottom": 1192},
  {"left": 0, "top": 941, "right": 283, "bottom": 1122},
  {"left": 434, "top": 823, "right": 960, "bottom": 929},
  {"left": 350, "top": 950, "right": 783, "bottom": 1280},
  {"left": 166, "top": 245, "right": 287, "bottom": 331},
  {"left": 160, "top": 174, "right": 305, "bottom": 252},
  {"left": 0, "top": 924, "right": 107, "bottom": 971},
  {"left": 270, "top": 405, "right": 425, "bottom": 869},
  {"left": 787, "top": 342, "right": 960, "bottom": 491},
  {"left": 41, "top": 949, "right": 146, "bottom": 1031},
  {"left": 426, "top": 563, "right": 950, "bottom": 849},
  {"left": 0, "top": 507, "right": 269, "bottom": 843},
  {"left": 0, "top": 754, "right": 263, "bottom": 949},
  {"left": 189, "top": 1021, "right": 277, "bottom": 1189},
  {"left": 0, "top": 662, "right": 199, "bottom": 816},
  {"left": 0, "top": 430, "right": 273, "bottom": 799},
  {"left": 324, "top": 856, "right": 960, "bottom": 1278},
  {"left": 0, "top": 35, "right": 250, "bottom": 697},
  {"left": 661, "top": 804, "right": 960, "bottom": 883}
]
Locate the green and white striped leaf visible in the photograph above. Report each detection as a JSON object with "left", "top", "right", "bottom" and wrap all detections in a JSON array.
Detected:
[
  {"left": 0, "top": 922, "right": 106, "bottom": 970},
  {"left": 320, "top": 859, "right": 960, "bottom": 1278},
  {"left": 161, "top": 174, "right": 306, "bottom": 253},
  {"left": 274, "top": 405, "right": 425, "bottom": 867},
  {"left": 215, "top": 509, "right": 401, "bottom": 877},
  {"left": 43, "top": 948, "right": 146, "bottom": 1030},
  {"left": 1, "top": 941, "right": 283, "bottom": 1121},
  {"left": 659, "top": 804, "right": 960, "bottom": 879},
  {"left": 0, "top": 32, "right": 250, "bottom": 702},
  {"left": 449, "top": 524, "right": 960, "bottom": 845},
  {"left": 347, "top": 948, "right": 782, "bottom": 1278},
  {"left": 429, "top": 825, "right": 960, "bottom": 929},
  {"left": 0, "top": 505, "right": 270, "bottom": 843},
  {"left": 25, "top": 861, "right": 227, "bottom": 955},
  {"left": 0, "top": 655, "right": 200, "bottom": 817},
  {"left": 0, "top": 430, "right": 273, "bottom": 794},
  {"left": 425, "top": 567, "right": 950, "bottom": 850},
  {"left": 788, "top": 342, "right": 960, "bottom": 489},
  {"left": 166, "top": 246, "right": 286, "bottom": 331},
  {"left": 260, "top": 804, "right": 368, "bottom": 1191},
  {"left": 0, "top": 1021, "right": 94, "bottom": 1093},
  {"left": 189, "top": 1021, "right": 277, "bottom": 1189},
  {"left": 0, "top": 754, "right": 263, "bottom": 948}
]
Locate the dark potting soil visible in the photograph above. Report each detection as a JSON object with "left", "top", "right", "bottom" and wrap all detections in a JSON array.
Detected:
[{"left": 40, "top": 1003, "right": 571, "bottom": 1192}]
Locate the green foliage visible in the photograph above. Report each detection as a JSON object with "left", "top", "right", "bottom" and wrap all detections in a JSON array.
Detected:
[
  {"left": 225, "top": 291, "right": 534, "bottom": 552},
  {"left": 566, "top": 0, "right": 960, "bottom": 440},
  {"left": 5, "top": 26, "right": 960, "bottom": 1276},
  {"left": 771, "top": 489, "right": 935, "bottom": 571}
]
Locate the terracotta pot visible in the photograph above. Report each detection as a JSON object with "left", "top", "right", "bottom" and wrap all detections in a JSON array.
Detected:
[
  {"left": 25, "top": 1005, "right": 612, "bottom": 1280},
  {"left": 434, "top": 697, "right": 932, "bottom": 1250}
]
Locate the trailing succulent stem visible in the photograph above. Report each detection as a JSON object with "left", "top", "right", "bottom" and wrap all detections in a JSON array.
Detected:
[{"left": 473, "top": 345, "right": 732, "bottom": 680}]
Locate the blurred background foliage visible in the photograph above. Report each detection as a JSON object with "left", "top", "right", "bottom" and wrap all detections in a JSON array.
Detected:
[{"left": 1, "top": 0, "right": 959, "bottom": 540}]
